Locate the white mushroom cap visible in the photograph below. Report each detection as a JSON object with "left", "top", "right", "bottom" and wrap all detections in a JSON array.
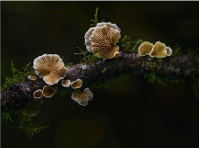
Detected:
[
  {"left": 43, "top": 85, "right": 57, "bottom": 98},
  {"left": 33, "top": 89, "right": 43, "bottom": 99},
  {"left": 84, "top": 27, "right": 95, "bottom": 52},
  {"left": 33, "top": 54, "right": 67, "bottom": 85},
  {"left": 138, "top": 41, "right": 154, "bottom": 56},
  {"left": 96, "top": 22, "right": 121, "bottom": 32},
  {"left": 71, "top": 79, "right": 83, "bottom": 89},
  {"left": 165, "top": 47, "right": 173, "bottom": 56},
  {"left": 71, "top": 88, "right": 93, "bottom": 106},
  {"left": 62, "top": 79, "right": 71, "bottom": 88},
  {"left": 150, "top": 41, "right": 167, "bottom": 58},
  {"left": 84, "top": 22, "right": 121, "bottom": 59}
]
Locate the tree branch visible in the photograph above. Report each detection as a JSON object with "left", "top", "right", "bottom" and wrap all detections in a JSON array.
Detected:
[{"left": 1, "top": 52, "right": 199, "bottom": 111}]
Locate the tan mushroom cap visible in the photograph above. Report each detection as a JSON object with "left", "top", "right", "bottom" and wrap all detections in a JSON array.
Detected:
[
  {"left": 89, "top": 25, "right": 121, "bottom": 59},
  {"left": 71, "top": 79, "right": 83, "bottom": 89},
  {"left": 43, "top": 85, "right": 57, "bottom": 98},
  {"left": 71, "top": 88, "right": 93, "bottom": 106},
  {"left": 33, "top": 89, "right": 43, "bottom": 99},
  {"left": 28, "top": 75, "right": 36, "bottom": 81},
  {"left": 150, "top": 41, "right": 167, "bottom": 58},
  {"left": 138, "top": 42, "right": 154, "bottom": 56},
  {"left": 165, "top": 47, "right": 173, "bottom": 56},
  {"left": 33, "top": 54, "right": 67, "bottom": 85},
  {"left": 62, "top": 79, "right": 71, "bottom": 88}
]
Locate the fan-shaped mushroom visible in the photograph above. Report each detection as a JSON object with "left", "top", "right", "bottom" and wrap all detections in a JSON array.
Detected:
[
  {"left": 43, "top": 85, "right": 57, "bottom": 98},
  {"left": 85, "top": 22, "right": 121, "bottom": 59},
  {"left": 138, "top": 42, "right": 154, "bottom": 56},
  {"left": 62, "top": 79, "right": 71, "bottom": 88},
  {"left": 150, "top": 41, "right": 167, "bottom": 58},
  {"left": 71, "top": 79, "right": 83, "bottom": 89},
  {"left": 33, "top": 54, "right": 67, "bottom": 85},
  {"left": 33, "top": 89, "right": 43, "bottom": 99},
  {"left": 71, "top": 88, "right": 93, "bottom": 106},
  {"left": 25, "top": 99, "right": 43, "bottom": 117}
]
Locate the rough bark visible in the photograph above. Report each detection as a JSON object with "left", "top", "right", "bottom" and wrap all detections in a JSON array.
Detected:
[{"left": 1, "top": 52, "right": 199, "bottom": 111}]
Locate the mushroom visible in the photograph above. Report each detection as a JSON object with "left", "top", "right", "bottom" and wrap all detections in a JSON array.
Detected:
[
  {"left": 138, "top": 41, "right": 154, "bottom": 56},
  {"left": 71, "top": 88, "right": 93, "bottom": 106},
  {"left": 33, "top": 54, "right": 67, "bottom": 85},
  {"left": 114, "top": 52, "right": 121, "bottom": 58},
  {"left": 85, "top": 27, "right": 95, "bottom": 52},
  {"left": 62, "top": 79, "right": 71, "bottom": 88},
  {"left": 43, "top": 85, "right": 57, "bottom": 98},
  {"left": 25, "top": 99, "right": 43, "bottom": 117},
  {"left": 33, "top": 89, "right": 43, "bottom": 99},
  {"left": 150, "top": 41, "right": 167, "bottom": 58},
  {"left": 71, "top": 79, "right": 83, "bottom": 89},
  {"left": 165, "top": 47, "right": 173, "bottom": 56},
  {"left": 85, "top": 22, "right": 121, "bottom": 59},
  {"left": 28, "top": 75, "right": 36, "bottom": 81}
]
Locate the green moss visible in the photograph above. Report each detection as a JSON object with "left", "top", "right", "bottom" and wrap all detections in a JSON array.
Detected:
[
  {"left": 75, "top": 47, "right": 101, "bottom": 64},
  {"left": 90, "top": 7, "right": 105, "bottom": 27},
  {"left": 191, "top": 77, "right": 199, "bottom": 99},
  {"left": 187, "top": 47, "right": 199, "bottom": 56},
  {"left": 120, "top": 35, "right": 143, "bottom": 53},
  {"left": 16, "top": 109, "right": 48, "bottom": 140},
  {"left": 143, "top": 69, "right": 182, "bottom": 86},
  {"left": 172, "top": 44, "right": 182, "bottom": 58},
  {"left": 1, "top": 61, "right": 33, "bottom": 90},
  {"left": 65, "top": 62, "right": 73, "bottom": 67},
  {"left": 1, "top": 110, "right": 14, "bottom": 126}
]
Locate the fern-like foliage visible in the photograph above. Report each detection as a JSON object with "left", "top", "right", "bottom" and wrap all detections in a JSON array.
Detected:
[
  {"left": 172, "top": 45, "right": 182, "bottom": 58},
  {"left": 120, "top": 35, "right": 143, "bottom": 52},
  {"left": 1, "top": 61, "right": 33, "bottom": 90},
  {"left": 16, "top": 109, "right": 48, "bottom": 140},
  {"left": 191, "top": 77, "right": 199, "bottom": 99},
  {"left": 90, "top": 7, "right": 105, "bottom": 27},
  {"left": 90, "top": 7, "right": 99, "bottom": 27}
]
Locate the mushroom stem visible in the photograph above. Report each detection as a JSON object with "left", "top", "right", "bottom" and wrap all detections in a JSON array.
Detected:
[{"left": 1, "top": 52, "right": 199, "bottom": 111}]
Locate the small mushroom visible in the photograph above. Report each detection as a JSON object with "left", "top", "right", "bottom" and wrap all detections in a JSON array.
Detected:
[
  {"left": 43, "top": 85, "right": 57, "bottom": 98},
  {"left": 33, "top": 54, "right": 67, "bottom": 85},
  {"left": 138, "top": 41, "right": 154, "bottom": 56},
  {"left": 25, "top": 99, "right": 43, "bottom": 117},
  {"left": 150, "top": 41, "right": 167, "bottom": 58},
  {"left": 85, "top": 22, "right": 121, "bottom": 59},
  {"left": 165, "top": 47, "right": 173, "bottom": 56},
  {"left": 71, "top": 88, "right": 93, "bottom": 106},
  {"left": 28, "top": 75, "right": 36, "bottom": 81},
  {"left": 62, "top": 79, "right": 71, "bottom": 88},
  {"left": 33, "top": 89, "right": 43, "bottom": 99},
  {"left": 114, "top": 52, "right": 121, "bottom": 58},
  {"left": 71, "top": 79, "right": 83, "bottom": 89}
]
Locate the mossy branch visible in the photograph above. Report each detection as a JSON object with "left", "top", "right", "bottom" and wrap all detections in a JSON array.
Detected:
[{"left": 1, "top": 52, "right": 199, "bottom": 112}]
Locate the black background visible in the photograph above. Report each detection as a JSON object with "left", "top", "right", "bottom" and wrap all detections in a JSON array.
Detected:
[{"left": 1, "top": 2, "right": 199, "bottom": 147}]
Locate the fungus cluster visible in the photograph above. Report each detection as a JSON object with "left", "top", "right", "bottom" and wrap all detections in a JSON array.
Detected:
[
  {"left": 33, "top": 85, "right": 57, "bottom": 99},
  {"left": 138, "top": 41, "right": 172, "bottom": 58},
  {"left": 85, "top": 22, "right": 121, "bottom": 59}
]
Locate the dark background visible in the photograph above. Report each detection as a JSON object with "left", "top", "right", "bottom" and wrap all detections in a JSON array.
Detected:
[{"left": 1, "top": 1, "right": 199, "bottom": 147}]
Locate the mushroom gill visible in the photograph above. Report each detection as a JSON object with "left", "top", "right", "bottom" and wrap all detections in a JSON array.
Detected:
[{"left": 33, "top": 54, "right": 67, "bottom": 85}]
